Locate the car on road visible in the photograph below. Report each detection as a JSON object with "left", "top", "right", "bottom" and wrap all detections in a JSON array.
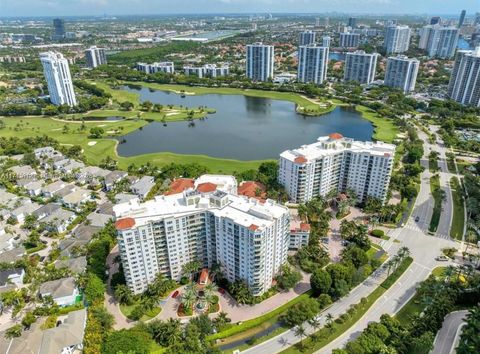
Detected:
[
  {"left": 435, "top": 255, "right": 449, "bottom": 261},
  {"left": 415, "top": 216, "right": 420, "bottom": 222},
  {"left": 172, "top": 290, "right": 179, "bottom": 298}
]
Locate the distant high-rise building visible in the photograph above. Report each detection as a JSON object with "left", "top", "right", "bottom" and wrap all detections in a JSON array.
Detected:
[
  {"left": 448, "top": 48, "right": 480, "bottom": 106},
  {"left": 475, "top": 13, "right": 480, "bottom": 26},
  {"left": 344, "top": 50, "right": 378, "bottom": 84},
  {"left": 40, "top": 51, "right": 77, "bottom": 106},
  {"left": 458, "top": 10, "right": 466, "bottom": 28},
  {"left": 419, "top": 25, "right": 459, "bottom": 59},
  {"left": 246, "top": 43, "right": 274, "bottom": 82},
  {"left": 84, "top": 46, "right": 107, "bottom": 68},
  {"left": 322, "top": 36, "right": 331, "bottom": 47},
  {"left": 53, "top": 18, "right": 66, "bottom": 40},
  {"left": 430, "top": 17, "right": 441, "bottom": 25},
  {"left": 137, "top": 62, "right": 175, "bottom": 74},
  {"left": 299, "top": 31, "right": 316, "bottom": 46},
  {"left": 184, "top": 64, "right": 229, "bottom": 78},
  {"left": 339, "top": 33, "right": 360, "bottom": 48},
  {"left": 251, "top": 23, "right": 257, "bottom": 31},
  {"left": 297, "top": 44, "right": 329, "bottom": 85},
  {"left": 325, "top": 17, "right": 330, "bottom": 27},
  {"left": 384, "top": 55, "right": 419, "bottom": 93},
  {"left": 315, "top": 17, "right": 321, "bottom": 27},
  {"left": 384, "top": 25, "right": 411, "bottom": 54},
  {"left": 348, "top": 17, "right": 357, "bottom": 28}
]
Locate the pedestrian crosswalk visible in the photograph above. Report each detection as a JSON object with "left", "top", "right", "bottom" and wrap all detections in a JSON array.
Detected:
[{"left": 403, "top": 222, "right": 451, "bottom": 240}]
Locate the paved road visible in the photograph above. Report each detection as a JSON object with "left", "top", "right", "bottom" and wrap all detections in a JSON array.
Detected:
[
  {"left": 242, "top": 125, "right": 458, "bottom": 354},
  {"left": 432, "top": 310, "right": 469, "bottom": 354}
]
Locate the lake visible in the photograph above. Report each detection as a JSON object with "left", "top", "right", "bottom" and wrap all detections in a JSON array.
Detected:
[{"left": 116, "top": 86, "right": 374, "bottom": 161}]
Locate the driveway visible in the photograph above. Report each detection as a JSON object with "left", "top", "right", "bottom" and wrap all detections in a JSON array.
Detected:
[{"left": 432, "top": 310, "right": 469, "bottom": 354}]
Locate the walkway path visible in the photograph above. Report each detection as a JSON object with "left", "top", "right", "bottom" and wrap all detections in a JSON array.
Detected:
[{"left": 104, "top": 245, "right": 135, "bottom": 330}]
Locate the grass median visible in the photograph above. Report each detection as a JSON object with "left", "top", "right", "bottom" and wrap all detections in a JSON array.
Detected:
[
  {"left": 280, "top": 257, "right": 413, "bottom": 354},
  {"left": 449, "top": 177, "right": 465, "bottom": 240},
  {"left": 429, "top": 174, "right": 444, "bottom": 233}
]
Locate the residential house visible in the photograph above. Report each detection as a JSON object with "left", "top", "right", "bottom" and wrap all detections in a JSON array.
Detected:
[
  {"left": 8, "top": 165, "right": 37, "bottom": 180},
  {"left": 114, "top": 193, "right": 137, "bottom": 204},
  {"left": 104, "top": 170, "right": 128, "bottom": 191},
  {"left": 62, "top": 188, "right": 91, "bottom": 210},
  {"left": 0, "top": 246, "right": 26, "bottom": 264},
  {"left": 75, "top": 166, "right": 110, "bottom": 186},
  {"left": 10, "top": 201, "right": 41, "bottom": 224},
  {"left": 0, "top": 268, "right": 25, "bottom": 288},
  {"left": 41, "top": 180, "right": 67, "bottom": 198},
  {"left": 72, "top": 224, "right": 101, "bottom": 242},
  {"left": 130, "top": 175, "right": 155, "bottom": 199},
  {"left": 39, "top": 277, "right": 79, "bottom": 306},
  {"left": 33, "top": 146, "right": 56, "bottom": 158},
  {"left": 86, "top": 212, "right": 112, "bottom": 227},
  {"left": 24, "top": 180, "right": 43, "bottom": 197},
  {"left": 54, "top": 256, "right": 87, "bottom": 274},
  {"left": 40, "top": 208, "right": 76, "bottom": 233},
  {"left": 33, "top": 203, "right": 62, "bottom": 219},
  {"left": 1, "top": 309, "right": 87, "bottom": 354},
  {"left": 59, "top": 238, "right": 89, "bottom": 258}
]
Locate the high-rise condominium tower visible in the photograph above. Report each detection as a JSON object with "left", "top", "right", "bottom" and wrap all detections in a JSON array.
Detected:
[
  {"left": 114, "top": 184, "right": 290, "bottom": 296},
  {"left": 40, "top": 51, "right": 77, "bottom": 106},
  {"left": 384, "top": 55, "right": 419, "bottom": 93},
  {"left": 299, "top": 31, "right": 316, "bottom": 46},
  {"left": 448, "top": 48, "right": 480, "bottom": 106},
  {"left": 279, "top": 134, "right": 395, "bottom": 204},
  {"left": 384, "top": 25, "right": 411, "bottom": 54},
  {"left": 297, "top": 45, "right": 329, "bottom": 85},
  {"left": 419, "top": 25, "right": 459, "bottom": 59},
  {"left": 344, "top": 51, "right": 378, "bottom": 84},
  {"left": 246, "top": 43, "right": 274, "bottom": 82},
  {"left": 84, "top": 46, "right": 107, "bottom": 68}
]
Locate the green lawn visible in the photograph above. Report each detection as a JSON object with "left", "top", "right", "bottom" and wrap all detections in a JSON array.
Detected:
[
  {"left": 429, "top": 174, "right": 443, "bottom": 233},
  {"left": 280, "top": 257, "right": 413, "bottom": 354},
  {"left": 0, "top": 116, "right": 265, "bottom": 174},
  {"left": 354, "top": 106, "right": 399, "bottom": 143},
  {"left": 395, "top": 266, "right": 447, "bottom": 326},
  {"left": 119, "top": 303, "right": 161, "bottom": 321},
  {"left": 450, "top": 177, "right": 465, "bottom": 240}
]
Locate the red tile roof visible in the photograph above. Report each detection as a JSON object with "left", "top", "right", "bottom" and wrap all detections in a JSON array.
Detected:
[
  {"left": 329, "top": 132, "right": 344, "bottom": 140},
  {"left": 165, "top": 178, "right": 194, "bottom": 195},
  {"left": 197, "top": 182, "right": 217, "bottom": 193},
  {"left": 294, "top": 156, "right": 308, "bottom": 164},
  {"left": 199, "top": 268, "right": 209, "bottom": 284},
  {"left": 300, "top": 223, "right": 311, "bottom": 232},
  {"left": 238, "top": 181, "right": 266, "bottom": 199},
  {"left": 249, "top": 224, "right": 259, "bottom": 232},
  {"left": 115, "top": 217, "right": 135, "bottom": 230}
]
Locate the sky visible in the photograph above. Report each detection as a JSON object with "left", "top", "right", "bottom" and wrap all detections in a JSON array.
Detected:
[{"left": 2, "top": 0, "right": 479, "bottom": 17}]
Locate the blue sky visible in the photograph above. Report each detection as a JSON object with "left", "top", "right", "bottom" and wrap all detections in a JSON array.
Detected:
[{"left": 2, "top": 0, "right": 478, "bottom": 17}]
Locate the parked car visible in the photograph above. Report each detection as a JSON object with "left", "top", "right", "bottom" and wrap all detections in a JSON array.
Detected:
[
  {"left": 218, "top": 288, "right": 225, "bottom": 294},
  {"left": 435, "top": 255, "right": 449, "bottom": 261},
  {"left": 415, "top": 216, "right": 420, "bottom": 222},
  {"left": 172, "top": 290, "right": 179, "bottom": 298}
]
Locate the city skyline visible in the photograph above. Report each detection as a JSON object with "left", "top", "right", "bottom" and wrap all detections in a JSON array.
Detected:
[{"left": 2, "top": 0, "right": 478, "bottom": 17}]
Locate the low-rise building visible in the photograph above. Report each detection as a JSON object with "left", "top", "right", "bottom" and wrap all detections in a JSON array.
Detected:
[
  {"left": 130, "top": 175, "right": 155, "bottom": 199},
  {"left": 104, "top": 170, "right": 128, "bottom": 191},
  {"left": 0, "top": 268, "right": 25, "bottom": 288},
  {"left": 54, "top": 256, "right": 87, "bottom": 274},
  {"left": 39, "top": 277, "right": 79, "bottom": 306},
  {"left": 41, "top": 208, "right": 76, "bottom": 233},
  {"left": 62, "top": 189, "right": 91, "bottom": 210}
]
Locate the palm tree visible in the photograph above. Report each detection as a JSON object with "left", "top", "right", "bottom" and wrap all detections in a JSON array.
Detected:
[
  {"left": 465, "top": 231, "right": 476, "bottom": 253},
  {"left": 114, "top": 284, "right": 133, "bottom": 305},
  {"left": 308, "top": 317, "right": 321, "bottom": 339},
  {"left": 181, "top": 290, "right": 196, "bottom": 311},
  {"left": 294, "top": 325, "right": 307, "bottom": 348},
  {"left": 326, "top": 313, "right": 334, "bottom": 332},
  {"left": 214, "top": 311, "right": 230, "bottom": 330},
  {"left": 384, "top": 259, "right": 394, "bottom": 276},
  {"left": 204, "top": 283, "right": 218, "bottom": 297},
  {"left": 142, "top": 296, "right": 157, "bottom": 311}
]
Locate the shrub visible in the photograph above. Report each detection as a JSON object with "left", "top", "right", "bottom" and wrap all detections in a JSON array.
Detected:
[{"left": 370, "top": 229, "right": 385, "bottom": 238}]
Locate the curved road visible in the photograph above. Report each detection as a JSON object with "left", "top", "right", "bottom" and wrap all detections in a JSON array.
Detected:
[{"left": 432, "top": 310, "right": 468, "bottom": 354}]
